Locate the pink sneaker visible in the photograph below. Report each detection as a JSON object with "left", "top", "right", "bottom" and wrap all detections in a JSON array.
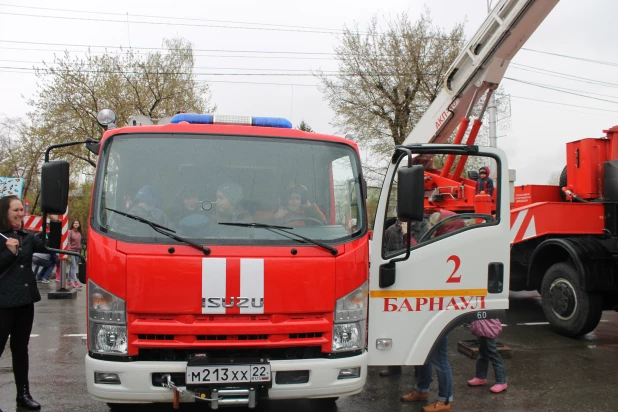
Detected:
[
  {"left": 66, "top": 281, "right": 73, "bottom": 288},
  {"left": 490, "top": 383, "right": 508, "bottom": 393},
  {"left": 467, "top": 377, "right": 488, "bottom": 386},
  {"left": 74, "top": 282, "right": 83, "bottom": 289}
]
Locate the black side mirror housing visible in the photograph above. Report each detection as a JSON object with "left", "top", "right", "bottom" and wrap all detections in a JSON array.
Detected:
[
  {"left": 379, "top": 261, "right": 396, "bottom": 288},
  {"left": 397, "top": 165, "right": 425, "bottom": 222},
  {"left": 78, "top": 258, "right": 87, "bottom": 284},
  {"left": 40, "top": 161, "right": 70, "bottom": 214}
]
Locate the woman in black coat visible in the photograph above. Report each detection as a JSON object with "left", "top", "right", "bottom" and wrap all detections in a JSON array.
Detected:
[{"left": 0, "top": 195, "right": 45, "bottom": 410}]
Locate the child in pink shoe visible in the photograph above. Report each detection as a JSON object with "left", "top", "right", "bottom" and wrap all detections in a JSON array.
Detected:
[{"left": 467, "top": 318, "right": 507, "bottom": 393}]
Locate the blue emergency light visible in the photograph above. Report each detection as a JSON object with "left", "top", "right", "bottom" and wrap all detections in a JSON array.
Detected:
[{"left": 170, "top": 113, "right": 292, "bottom": 129}]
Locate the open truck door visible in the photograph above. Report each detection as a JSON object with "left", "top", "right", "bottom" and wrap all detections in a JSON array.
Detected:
[{"left": 367, "top": 145, "right": 511, "bottom": 366}]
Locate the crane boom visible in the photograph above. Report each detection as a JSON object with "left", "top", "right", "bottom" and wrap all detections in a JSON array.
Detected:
[{"left": 403, "top": 0, "right": 560, "bottom": 146}]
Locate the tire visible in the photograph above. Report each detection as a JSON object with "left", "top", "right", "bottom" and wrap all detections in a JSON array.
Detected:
[
  {"left": 559, "top": 166, "right": 567, "bottom": 201},
  {"left": 540, "top": 262, "right": 603, "bottom": 337}
]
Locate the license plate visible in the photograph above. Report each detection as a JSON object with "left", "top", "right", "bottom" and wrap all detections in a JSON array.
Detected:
[{"left": 186, "top": 364, "right": 271, "bottom": 384}]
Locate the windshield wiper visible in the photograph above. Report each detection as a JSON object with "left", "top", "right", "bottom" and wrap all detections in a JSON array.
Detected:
[
  {"left": 219, "top": 222, "right": 338, "bottom": 256},
  {"left": 107, "top": 208, "right": 211, "bottom": 256}
]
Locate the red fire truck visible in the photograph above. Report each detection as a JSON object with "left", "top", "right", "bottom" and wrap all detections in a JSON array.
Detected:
[
  {"left": 508, "top": 126, "right": 618, "bottom": 337},
  {"left": 35, "top": 0, "right": 558, "bottom": 409}
]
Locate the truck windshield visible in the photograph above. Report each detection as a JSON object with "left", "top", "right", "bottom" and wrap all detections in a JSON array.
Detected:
[{"left": 93, "top": 133, "right": 364, "bottom": 245}]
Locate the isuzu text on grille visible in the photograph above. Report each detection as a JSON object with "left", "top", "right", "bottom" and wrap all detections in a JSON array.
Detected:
[{"left": 203, "top": 297, "right": 265, "bottom": 309}]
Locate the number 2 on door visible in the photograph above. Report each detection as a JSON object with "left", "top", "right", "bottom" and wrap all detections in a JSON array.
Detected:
[{"left": 446, "top": 255, "right": 461, "bottom": 283}]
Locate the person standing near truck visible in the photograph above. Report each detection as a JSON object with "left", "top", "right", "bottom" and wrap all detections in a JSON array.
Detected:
[
  {"left": 67, "top": 220, "right": 83, "bottom": 289},
  {"left": 0, "top": 195, "right": 45, "bottom": 410}
]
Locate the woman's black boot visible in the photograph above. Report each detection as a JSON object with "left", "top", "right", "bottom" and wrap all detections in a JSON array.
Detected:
[{"left": 16, "top": 384, "right": 41, "bottom": 410}]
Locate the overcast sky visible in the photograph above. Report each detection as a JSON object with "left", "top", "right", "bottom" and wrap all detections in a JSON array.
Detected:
[{"left": 1, "top": 0, "right": 617, "bottom": 185}]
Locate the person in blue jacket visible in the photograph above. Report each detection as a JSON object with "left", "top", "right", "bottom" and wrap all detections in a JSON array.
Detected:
[{"left": 476, "top": 166, "right": 494, "bottom": 196}]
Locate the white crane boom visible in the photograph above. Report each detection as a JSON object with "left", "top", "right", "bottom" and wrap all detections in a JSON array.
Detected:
[{"left": 403, "top": 0, "right": 560, "bottom": 146}]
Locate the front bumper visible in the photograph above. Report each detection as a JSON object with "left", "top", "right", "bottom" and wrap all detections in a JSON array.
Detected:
[{"left": 85, "top": 351, "right": 367, "bottom": 403}]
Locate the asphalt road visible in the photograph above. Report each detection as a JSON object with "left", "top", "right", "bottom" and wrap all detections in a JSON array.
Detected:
[{"left": 1, "top": 285, "right": 617, "bottom": 412}]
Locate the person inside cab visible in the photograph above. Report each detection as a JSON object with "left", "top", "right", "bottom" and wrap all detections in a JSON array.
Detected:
[
  {"left": 273, "top": 184, "right": 327, "bottom": 226},
  {"left": 475, "top": 166, "right": 494, "bottom": 196},
  {"left": 215, "top": 182, "right": 252, "bottom": 223},
  {"left": 127, "top": 185, "right": 173, "bottom": 232},
  {"left": 173, "top": 187, "right": 210, "bottom": 237}
]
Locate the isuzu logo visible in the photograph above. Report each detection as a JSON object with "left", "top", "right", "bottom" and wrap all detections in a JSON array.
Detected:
[{"left": 203, "top": 297, "right": 264, "bottom": 309}]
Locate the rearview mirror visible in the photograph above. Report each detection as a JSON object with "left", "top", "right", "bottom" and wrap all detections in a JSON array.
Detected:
[
  {"left": 40, "top": 161, "right": 70, "bottom": 214},
  {"left": 397, "top": 165, "right": 425, "bottom": 222}
]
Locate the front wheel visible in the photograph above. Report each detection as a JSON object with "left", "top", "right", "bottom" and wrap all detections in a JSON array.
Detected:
[{"left": 540, "top": 262, "right": 603, "bottom": 337}]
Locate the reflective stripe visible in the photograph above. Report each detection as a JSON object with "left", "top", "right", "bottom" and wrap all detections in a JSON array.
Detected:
[
  {"left": 369, "top": 288, "right": 487, "bottom": 298},
  {"left": 240, "top": 259, "right": 265, "bottom": 314},
  {"left": 202, "top": 258, "right": 227, "bottom": 314}
]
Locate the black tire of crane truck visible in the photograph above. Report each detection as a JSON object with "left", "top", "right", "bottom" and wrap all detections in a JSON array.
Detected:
[{"left": 540, "top": 262, "right": 603, "bottom": 337}]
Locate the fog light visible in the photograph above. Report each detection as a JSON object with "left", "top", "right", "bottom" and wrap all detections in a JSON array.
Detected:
[
  {"left": 94, "top": 372, "right": 121, "bottom": 384},
  {"left": 376, "top": 338, "right": 392, "bottom": 350},
  {"left": 337, "top": 367, "right": 361, "bottom": 379}
]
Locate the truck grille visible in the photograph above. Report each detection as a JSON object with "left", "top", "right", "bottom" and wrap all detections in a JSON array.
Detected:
[{"left": 129, "top": 313, "right": 331, "bottom": 351}]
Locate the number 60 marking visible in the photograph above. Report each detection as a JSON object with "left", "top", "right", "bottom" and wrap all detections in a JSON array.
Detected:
[{"left": 476, "top": 311, "right": 487, "bottom": 320}]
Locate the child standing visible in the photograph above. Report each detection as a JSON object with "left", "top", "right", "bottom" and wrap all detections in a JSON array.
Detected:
[{"left": 467, "top": 318, "right": 507, "bottom": 393}]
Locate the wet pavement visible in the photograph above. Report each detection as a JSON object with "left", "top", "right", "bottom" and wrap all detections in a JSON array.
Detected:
[{"left": 1, "top": 286, "right": 617, "bottom": 412}]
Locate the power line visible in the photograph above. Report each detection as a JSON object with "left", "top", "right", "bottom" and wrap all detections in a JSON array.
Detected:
[
  {"left": 503, "top": 77, "right": 618, "bottom": 104},
  {"left": 0, "top": 66, "right": 339, "bottom": 77},
  {"left": 0, "top": 59, "right": 338, "bottom": 73},
  {"left": 510, "top": 63, "right": 618, "bottom": 88},
  {"left": 521, "top": 48, "right": 618, "bottom": 68},
  {"left": 0, "top": 46, "right": 336, "bottom": 60},
  {"left": 0, "top": 3, "right": 345, "bottom": 34},
  {"left": 504, "top": 75, "right": 618, "bottom": 99},
  {"left": 0, "top": 11, "right": 344, "bottom": 35},
  {"left": 0, "top": 40, "right": 339, "bottom": 55},
  {"left": 1, "top": 69, "right": 615, "bottom": 114},
  {"left": 509, "top": 95, "right": 618, "bottom": 113}
]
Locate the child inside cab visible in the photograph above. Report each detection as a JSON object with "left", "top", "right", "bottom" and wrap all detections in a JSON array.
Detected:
[
  {"left": 476, "top": 166, "right": 494, "bottom": 196},
  {"left": 273, "top": 184, "right": 327, "bottom": 226}
]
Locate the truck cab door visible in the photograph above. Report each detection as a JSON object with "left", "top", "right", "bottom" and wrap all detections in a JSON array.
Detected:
[{"left": 367, "top": 146, "right": 510, "bottom": 366}]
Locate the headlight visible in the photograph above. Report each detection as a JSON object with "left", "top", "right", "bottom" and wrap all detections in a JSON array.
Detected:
[
  {"left": 90, "top": 324, "right": 128, "bottom": 354},
  {"left": 89, "top": 280, "right": 126, "bottom": 324},
  {"left": 333, "top": 282, "right": 368, "bottom": 352},
  {"left": 335, "top": 281, "right": 368, "bottom": 323},
  {"left": 333, "top": 321, "right": 365, "bottom": 352},
  {"left": 88, "top": 280, "right": 127, "bottom": 355}
]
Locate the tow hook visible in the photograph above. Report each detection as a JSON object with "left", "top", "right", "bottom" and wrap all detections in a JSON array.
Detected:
[
  {"left": 160, "top": 374, "right": 257, "bottom": 410},
  {"left": 161, "top": 374, "right": 213, "bottom": 409}
]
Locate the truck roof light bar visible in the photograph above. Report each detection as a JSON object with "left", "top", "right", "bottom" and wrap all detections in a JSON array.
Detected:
[{"left": 170, "top": 113, "right": 292, "bottom": 129}]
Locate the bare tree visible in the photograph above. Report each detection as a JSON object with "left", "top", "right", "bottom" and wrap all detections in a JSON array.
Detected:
[
  {"left": 317, "top": 12, "right": 511, "bottom": 184},
  {"left": 0, "top": 115, "right": 53, "bottom": 200},
  {"left": 27, "top": 37, "right": 216, "bottom": 172},
  {"left": 317, "top": 11, "right": 466, "bottom": 155}
]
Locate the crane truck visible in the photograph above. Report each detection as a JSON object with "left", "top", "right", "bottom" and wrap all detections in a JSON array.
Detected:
[{"left": 35, "top": 0, "right": 558, "bottom": 409}]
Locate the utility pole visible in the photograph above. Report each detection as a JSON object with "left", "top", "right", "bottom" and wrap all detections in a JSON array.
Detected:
[{"left": 487, "top": 0, "right": 498, "bottom": 180}]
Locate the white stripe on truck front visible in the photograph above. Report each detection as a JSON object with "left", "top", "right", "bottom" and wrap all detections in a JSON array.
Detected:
[
  {"left": 201, "top": 258, "right": 265, "bottom": 314},
  {"left": 202, "top": 258, "right": 226, "bottom": 314},
  {"left": 240, "top": 259, "right": 265, "bottom": 314}
]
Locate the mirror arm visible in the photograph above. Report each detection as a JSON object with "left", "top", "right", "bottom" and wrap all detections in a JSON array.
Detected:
[
  {"left": 44, "top": 138, "right": 99, "bottom": 162},
  {"left": 43, "top": 247, "right": 84, "bottom": 263},
  {"left": 42, "top": 138, "right": 99, "bottom": 234},
  {"left": 395, "top": 146, "right": 413, "bottom": 168}
]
